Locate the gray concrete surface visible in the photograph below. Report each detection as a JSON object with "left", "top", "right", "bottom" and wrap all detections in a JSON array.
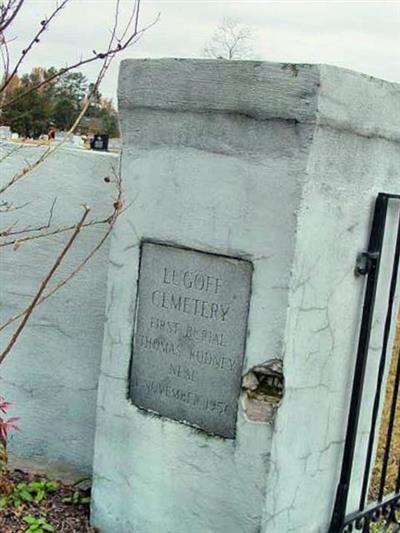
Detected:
[
  {"left": 0, "top": 142, "right": 118, "bottom": 474},
  {"left": 91, "top": 59, "right": 400, "bottom": 533}
]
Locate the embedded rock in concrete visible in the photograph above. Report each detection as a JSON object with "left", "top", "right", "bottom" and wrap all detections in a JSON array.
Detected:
[{"left": 92, "top": 59, "right": 400, "bottom": 533}]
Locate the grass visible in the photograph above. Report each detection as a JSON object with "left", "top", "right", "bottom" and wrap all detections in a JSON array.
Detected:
[{"left": 369, "top": 316, "right": 400, "bottom": 501}]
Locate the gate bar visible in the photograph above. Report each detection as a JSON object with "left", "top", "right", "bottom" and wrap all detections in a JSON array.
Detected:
[
  {"left": 360, "top": 210, "right": 400, "bottom": 508},
  {"left": 329, "top": 194, "right": 388, "bottom": 532},
  {"left": 377, "top": 214, "right": 400, "bottom": 502},
  {"left": 397, "top": 448, "right": 400, "bottom": 493},
  {"left": 378, "top": 342, "right": 400, "bottom": 500}
]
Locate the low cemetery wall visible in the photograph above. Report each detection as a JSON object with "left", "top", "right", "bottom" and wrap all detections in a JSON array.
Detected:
[{"left": 0, "top": 142, "right": 118, "bottom": 475}]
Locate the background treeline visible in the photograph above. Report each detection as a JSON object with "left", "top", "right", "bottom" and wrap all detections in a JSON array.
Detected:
[{"left": 1, "top": 67, "right": 119, "bottom": 138}]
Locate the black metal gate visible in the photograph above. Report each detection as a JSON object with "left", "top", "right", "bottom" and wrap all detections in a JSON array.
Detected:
[{"left": 329, "top": 193, "right": 400, "bottom": 533}]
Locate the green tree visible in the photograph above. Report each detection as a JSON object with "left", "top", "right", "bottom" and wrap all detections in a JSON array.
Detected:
[
  {"left": 51, "top": 72, "right": 88, "bottom": 130},
  {"left": 85, "top": 87, "right": 119, "bottom": 137},
  {"left": 2, "top": 67, "right": 119, "bottom": 137},
  {"left": 2, "top": 68, "right": 55, "bottom": 137},
  {"left": 52, "top": 97, "right": 77, "bottom": 130},
  {"left": 56, "top": 72, "right": 88, "bottom": 104},
  {"left": 98, "top": 107, "right": 119, "bottom": 137},
  {"left": 85, "top": 99, "right": 119, "bottom": 137}
]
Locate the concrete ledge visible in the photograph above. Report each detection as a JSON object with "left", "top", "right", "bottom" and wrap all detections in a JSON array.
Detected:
[
  {"left": 8, "top": 454, "right": 89, "bottom": 485},
  {"left": 118, "top": 58, "right": 320, "bottom": 122},
  {"left": 119, "top": 58, "right": 400, "bottom": 142},
  {"left": 318, "top": 64, "right": 400, "bottom": 142}
]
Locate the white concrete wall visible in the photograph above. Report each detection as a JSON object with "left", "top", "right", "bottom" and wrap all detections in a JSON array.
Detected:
[
  {"left": 0, "top": 142, "right": 118, "bottom": 473},
  {"left": 91, "top": 59, "right": 400, "bottom": 533},
  {"left": 262, "top": 66, "right": 400, "bottom": 532}
]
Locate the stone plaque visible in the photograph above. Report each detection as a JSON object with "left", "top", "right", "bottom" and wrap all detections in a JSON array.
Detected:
[{"left": 129, "top": 242, "right": 252, "bottom": 438}]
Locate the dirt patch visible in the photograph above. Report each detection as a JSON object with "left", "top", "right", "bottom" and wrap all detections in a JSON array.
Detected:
[{"left": 0, "top": 469, "right": 95, "bottom": 532}]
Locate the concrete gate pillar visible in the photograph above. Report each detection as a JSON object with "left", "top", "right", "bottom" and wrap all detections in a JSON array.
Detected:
[{"left": 91, "top": 59, "right": 400, "bottom": 533}]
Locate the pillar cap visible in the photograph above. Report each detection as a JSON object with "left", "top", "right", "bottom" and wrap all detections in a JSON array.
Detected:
[{"left": 119, "top": 58, "right": 400, "bottom": 142}]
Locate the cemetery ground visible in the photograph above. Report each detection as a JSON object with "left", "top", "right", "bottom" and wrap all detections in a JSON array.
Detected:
[{"left": 0, "top": 470, "right": 94, "bottom": 532}]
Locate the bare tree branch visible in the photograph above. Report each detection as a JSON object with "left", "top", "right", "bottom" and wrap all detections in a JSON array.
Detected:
[
  {"left": 0, "top": 197, "right": 56, "bottom": 238},
  {"left": 0, "top": 0, "right": 155, "bottom": 197},
  {"left": 0, "top": 144, "right": 23, "bottom": 164},
  {"left": 0, "top": 0, "right": 70, "bottom": 95},
  {"left": 0, "top": 44, "right": 113, "bottom": 195},
  {"left": 0, "top": 210, "right": 114, "bottom": 246},
  {"left": 0, "top": 204, "right": 90, "bottom": 365},
  {"left": 203, "top": 17, "right": 255, "bottom": 60},
  {"left": 0, "top": 0, "right": 158, "bottom": 111},
  {"left": 0, "top": 172, "right": 125, "bottom": 335},
  {"left": 0, "top": 200, "right": 29, "bottom": 213},
  {"left": 0, "top": 0, "right": 24, "bottom": 34},
  {"left": 0, "top": 31, "right": 11, "bottom": 83},
  {"left": 0, "top": 0, "right": 155, "bottom": 361}
]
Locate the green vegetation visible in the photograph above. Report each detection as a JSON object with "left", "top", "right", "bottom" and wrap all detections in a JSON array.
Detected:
[
  {"left": 1, "top": 67, "right": 119, "bottom": 138},
  {"left": 23, "top": 514, "right": 54, "bottom": 533},
  {"left": 0, "top": 478, "right": 59, "bottom": 508},
  {"left": 62, "top": 489, "right": 91, "bottom": 505},
  {"left": 0, "top": 471, "right": 92, "bottom": 531}
]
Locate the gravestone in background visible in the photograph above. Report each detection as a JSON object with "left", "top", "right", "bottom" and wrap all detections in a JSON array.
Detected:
[
  {"left": 0, "top": 125, "right": 11, "bottom": 139},
  {"left": 91, "top": 59, "right": 400, "bottom": 533}
]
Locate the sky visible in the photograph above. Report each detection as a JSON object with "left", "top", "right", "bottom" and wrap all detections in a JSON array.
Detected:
[{"left": 5, "top": 0, "right": 400, "bottom": 102}]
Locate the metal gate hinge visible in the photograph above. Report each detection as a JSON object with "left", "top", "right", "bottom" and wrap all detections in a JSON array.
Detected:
[{"left": 355, "top": 251, "right": 380, "bottom": 276}]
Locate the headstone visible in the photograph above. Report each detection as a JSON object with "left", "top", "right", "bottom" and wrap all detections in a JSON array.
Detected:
[
  {"left": 108, "top": 137, "right": 121, "bottom": 152},
  {"left": 0, "top": 125, "right": 11, "bottom": 139},
  {"left": 54, "top": 130, "right": 65, "bottom": 141},
  {"left": 72, "top": 135, "right": 84, "bottom": 147},
  {"left": 90, "top": 134, "right": 109, "bottom": 151},
  {"left": 91, "top": 59, "right": 400, "bottom": 533}
]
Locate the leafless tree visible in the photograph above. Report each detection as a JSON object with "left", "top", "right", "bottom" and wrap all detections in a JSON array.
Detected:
[
  {"left": 0, "top": 0, "right": 157, "bottom": 363},
  {"left": 203, "top": 17, "right": 255, "bottom": 60}
]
